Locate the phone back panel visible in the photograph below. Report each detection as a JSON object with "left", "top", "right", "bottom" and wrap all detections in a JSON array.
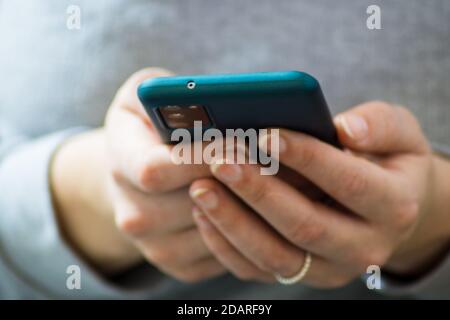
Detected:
[{"left": 137, "top": 71, "right": 339, "bottom": 146}]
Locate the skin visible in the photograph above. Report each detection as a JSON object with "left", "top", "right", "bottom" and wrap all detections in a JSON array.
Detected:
[
  {"left": 52, "top": 68, "right": 224, "bottom": 280},
  {"left": 51, "top": 68, "right": 450, "bottom": 287}
]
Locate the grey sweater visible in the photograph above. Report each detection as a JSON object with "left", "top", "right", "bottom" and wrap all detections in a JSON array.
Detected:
[{"left": 0, "top": 0, "right": 449, "bottom": 299}]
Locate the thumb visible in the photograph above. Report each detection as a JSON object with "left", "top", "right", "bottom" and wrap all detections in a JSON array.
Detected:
[
  {"left": 334, "top": 101, "right": 429, "bottom": 154},
  {"left": 113, "top": 67, "right": 175, "bottom": 117}
]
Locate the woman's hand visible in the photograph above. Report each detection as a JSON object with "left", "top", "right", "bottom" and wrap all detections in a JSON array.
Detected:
[
  {"left": 189, "top": 101, "right": 450, "bottom": 287},
  {"left": 102, "top": 68, "right": 231, "bottom": 282},
  {"left": 51, "top": 67, "right": 309, "bottom": 279},
  {"left": 52, "top": 68, "right": 227, "bottom": 281}
]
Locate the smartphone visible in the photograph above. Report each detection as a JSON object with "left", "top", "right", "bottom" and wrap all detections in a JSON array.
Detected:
[{"left": 137, "top": 71, "right": 339, "bottom": 147}]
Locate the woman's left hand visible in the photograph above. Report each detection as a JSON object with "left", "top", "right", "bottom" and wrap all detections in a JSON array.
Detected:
[{"left": 189, "top": 101, "right": 450, "bottom": 287}]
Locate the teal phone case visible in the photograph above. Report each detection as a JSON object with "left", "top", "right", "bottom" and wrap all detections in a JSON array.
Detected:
[{"left": 137, "top": 71, "right": 339, "bottom": 146}]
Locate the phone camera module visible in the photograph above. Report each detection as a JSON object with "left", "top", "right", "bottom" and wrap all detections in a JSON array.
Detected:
[{"left": 159, "top": 105, "right": 211, "bottom": 129}]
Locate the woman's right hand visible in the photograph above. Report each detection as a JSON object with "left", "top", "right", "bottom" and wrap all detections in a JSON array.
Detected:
[{"left": 103, "top": 68, "right": 228, "bottom": 282}]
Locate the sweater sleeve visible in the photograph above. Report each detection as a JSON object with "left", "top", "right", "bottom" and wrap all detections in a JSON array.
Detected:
[
  {"left": 0, "top": 125, "right": 165, "bottom": 299},
  {"left": 381, "top": 254, "right": 450, "bottom": 299}
]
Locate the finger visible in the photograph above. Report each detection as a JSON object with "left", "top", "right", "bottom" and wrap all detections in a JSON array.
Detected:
[
  {"left": 334, "top": 101, "right": 429, "bottom": 154},
  {"left": 204, "top": 164, "right": 372, "bottom": 266},
  {"left": 106, "top": 93, "right": 211, "bottom": 192},
  {"left": 193, "top": 207, "right": 274, "bottom": 283},
  {"left": 161, "top": 257, "right": 227, "bottom": 283},
  {"left": 110, "top": 175, "right": 195, "bottom": 237},
  {"left": 259, "top": 129, "right": 403, "bottom": 221},
  {"left": 113, "top": 67, "right": 175, "bottom": 117},
  {"left": 189, "top": 179, "right": 349, "bottom": 286},
  {"left": 138, "top": 228, "right": 213, "bottom": 267},
  {"left": 277, "top": 165, "right": 325, "bottom": 201}
]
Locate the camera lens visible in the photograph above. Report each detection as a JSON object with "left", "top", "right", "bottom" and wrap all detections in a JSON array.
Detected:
[
  {"left": 167, "top": 112, "right": 184, "bottom": 119},
  {"left": 159, "top": 105, "right": 211, "bottom": 129}
]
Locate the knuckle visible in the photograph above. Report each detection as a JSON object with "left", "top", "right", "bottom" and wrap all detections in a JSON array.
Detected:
[
  {"left": 395, "top": 106, "right": 429, "bottom": 153},
  {"left": 115, "top": 209, "right": 156, "bottom": 237},
  {"left": 337, "top": 167, "right": 368, "bottom": 200},
  {"left": 367, "top": 100, "right": 393, "bottom": 114},
  {"left": 392, "top": 199, "right": 420, "bottom": 231},
  {"left": 394, "top": 105, "right": 411, "bottom": 118},
  {"left": 394, "top": 105, "right": 417, "bottom": 125},
  {"left": 259, "top": 259, "right": 286, "bottom": 275},
  {"left": 137, "top": 162, "right": 164, "bottom": 192},
  {"left": 363, "top": 101, "right": 394, "bottom": 134},
  {"left": 203, "top": 207, "right": 225, "bottom": 225},
  {"left": 203, "top": 204, "right": 238, "bottom": 232},
  {"left": 288, "top": 213, "right": 325, "bottom": 246},
  {"left": 257, "top": 251, "right": 292, "bottom": 276},
  {"left": 213, "top": 214, "right": 243, "bottom": 234},
  {"left": 294, "top": 142, "right": 316, "bottom": 171},
  {"left": 244, "top": 180, "right": 270, "bottom": 205},
  {"left": 208, "top": 235, "right": 234, "bottom": 257},
  {"left": 377, "top": 100, "right": 393, "bottom": 109},
  {"left": 146, "top": 247, "right": 175, "bottom": 266},
  {"left": 374, "top": 102, "right": 397, "bottom": 134}
]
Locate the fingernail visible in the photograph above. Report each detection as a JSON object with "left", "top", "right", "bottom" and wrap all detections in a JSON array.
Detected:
[
  {"left": 211, "top": 160, "right": 242, "bottom": 183},
  {"left": 192, "top": 206, "right": 204, "bottom": 217},
  {"left": 259, "top": 131, "right": 287, "bottom": 154},
  {"left": 192, "top": 206, "right": 212, "bottom": 227},
  {"left": 336, "top": 114, "right": 368, "bottom": 141},
  {"left": 190, "top": 188, "right": 218, "bottom": 209}
]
